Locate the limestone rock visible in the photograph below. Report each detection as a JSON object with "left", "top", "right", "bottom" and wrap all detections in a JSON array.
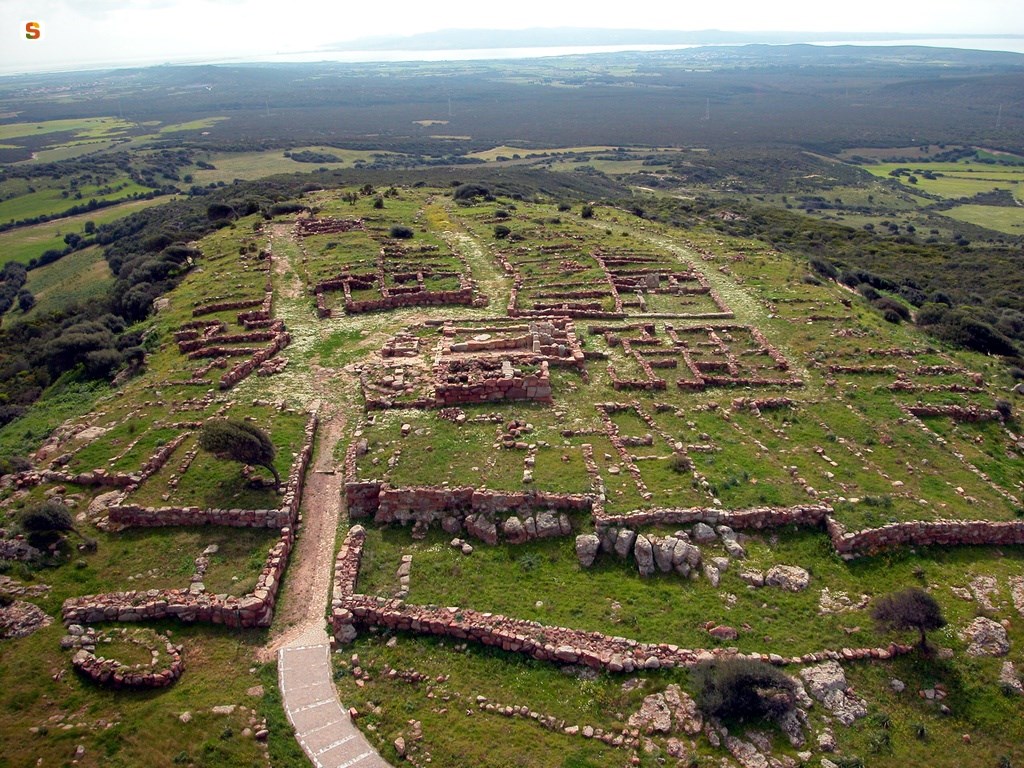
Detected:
[
  {"left": 663, "top": 683, "right": 702, "bottom": 735},
  {"left": 999, "top": 661, "right": 1023, "bottom": 695},
  {"left": 673, "top": 539, "right": 702, "bottom": 571},
  {"left": 652, "top": 536, "right": 678, "bottom": 572},
  {"left": 708, "top": 624, "right": 738, "bottom": 641},
  {"left": 575, "top": 534, "right": 601, "bottom": 568},
  {"left": 628, "top": 692, "right": 672, "bottom": 734},
  {"left": 692, "top": 522, "right": 717, "bottom": 544},
  {"left": 503, "top": 516, "right": 527, "bottom": 544},
  {"left": 535, "top": 511, "right": 561, "bottom": 538},
  {"left": 634, "top": 535, "right": 656, "bottom": 577},
  {"left": 722, "top": 537, "right": 747, "bottom": 559},
  {"left": 765, "top": 565, "right": 811, "bottom": 592},
  {"left": 799, "top": 661, "right": 866, "bottom": 726},
  {"left": 959, "top": 616, "right": 1010, "bottom": 656},
  {"left": 703, "top": 563, "right": 720, "bottom": 587},
  {"left": 614, "top": 528, "right": 637, "bottom": 559}
]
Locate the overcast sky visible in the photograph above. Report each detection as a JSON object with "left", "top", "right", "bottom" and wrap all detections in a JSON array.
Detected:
[{"left": 3, "top": 0, "right": 1024, "bottom": 74}]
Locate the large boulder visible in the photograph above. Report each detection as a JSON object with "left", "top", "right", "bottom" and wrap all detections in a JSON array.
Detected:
[
  {"left": 628, "top": 692, "right": 672, "bottom": 734},
  {"left": 575, "top": 534, "right": 600, "bottom": 568},
  {"left": 765, "top": 565, "right": 810, "bottom": 592},
  {"left": 464, "top": 514, "right": 498, "bottom": 545},
  {"left": 673, "top": 539, "right": 702, "bottom": 571},
  {"left": 692, "top": 522, "right": 717, "bottom": 544},
  {"left": 614, "top": 528, "right": 637, "bottom": 559},
  {"left": 652, "top": 536, "right": 678, "bottom": 572},
  {"left": 503, "top": 516, "right": 528, "bottom": 544},
  {"left": 634, "top": 535, "right": 656, "bottom": 577},
  {"left": 535, "top": 511, "right": 561, "bottom": 538}
]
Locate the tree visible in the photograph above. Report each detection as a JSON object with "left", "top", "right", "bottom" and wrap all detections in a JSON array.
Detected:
[
  {"left": 198, "top": 419, "right": 280, "bottom": 489},
  {"left": 871, "top": 587, "right": 946, "bottom": 652},
  {"left": 692, "top": 658, "right": 797, "bottom": 721}
]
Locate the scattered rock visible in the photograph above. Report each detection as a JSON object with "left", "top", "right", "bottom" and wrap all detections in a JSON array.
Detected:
[
  {"left": 999, "top": 661, "right": 1023, "bottom": 695},
  {"left": 765, "top": 565, "right": 810, "bottom": 592},
  {"left": 0, "top": 600, "right": 53, "bottom": 639},
  {"left": 959, "top": 616, "right": 1010, "bottom": 656}
]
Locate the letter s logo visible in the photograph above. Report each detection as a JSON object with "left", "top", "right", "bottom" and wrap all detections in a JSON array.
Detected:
[{"left": 25, "top": 21, "right": 41, "bottom": 40}]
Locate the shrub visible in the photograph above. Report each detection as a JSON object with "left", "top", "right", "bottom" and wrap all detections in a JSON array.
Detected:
[
  {"left": 19, "top": 500, "right": 76, "bottom": 546},
  {"left": 389, "top": 225, "right": 414, "bottom": 239},
  {"left": 692, "top": 658, "right": 797, "bottom": 721},
  {"left": 581, "top": 204, "right": 594, "bottom": 219},
  {"left": 453, "top": 183, "right": 490, "bottom": 201},
  {"left": 493, "top": 224, "right": 512, "bottom": 239}
]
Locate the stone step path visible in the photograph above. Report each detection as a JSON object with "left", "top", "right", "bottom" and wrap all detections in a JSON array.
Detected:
[{"left": 279, "top": 640, "right": 392, "bottom": 768}]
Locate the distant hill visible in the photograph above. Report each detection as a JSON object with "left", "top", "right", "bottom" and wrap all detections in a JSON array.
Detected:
[{"left": 325, "top": 26, "right": 1024, "bottom": 52}]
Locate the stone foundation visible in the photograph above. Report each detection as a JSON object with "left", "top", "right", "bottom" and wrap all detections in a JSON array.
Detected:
[{"left": 61, "top": 410, "right": 318, "bottom": 628}]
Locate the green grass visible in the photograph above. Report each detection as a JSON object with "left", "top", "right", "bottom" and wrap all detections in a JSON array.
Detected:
[
  {"left": 0, "top": 196, "right": 169, "bottom": 266},
  {"left": 0, "top": 178, "right": 154, "bottom": 225},
  {"left": 943, "top": 203, "right": 1024, "bottom": 234},
  {"left": 188, "top": 147, "right": 398, "bottom": 185},
  {"left": 0, "top": 117, "right": 133, "bottom": 142},
  {"left": 16, "top": 246, "right": 114, "bottom": 320}
]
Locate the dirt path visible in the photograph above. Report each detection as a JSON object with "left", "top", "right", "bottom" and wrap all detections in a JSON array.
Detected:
[{"left": 256, "top": 408, "right": 345, "bottom": 661}]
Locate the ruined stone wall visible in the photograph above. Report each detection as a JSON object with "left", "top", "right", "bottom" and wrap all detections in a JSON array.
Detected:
[
  {"left": 597, "top": 504, "right": 831, "bottom": 531},
  {"left": 828, "top": 517, "right": 1024, "bottom": 557},
  {"left": 61, "top": 411, "right": 318, "bottom": 628},
  {"left": 349, "top": 483, "right": 591, "bottom": 523},
  {"left": 108, "top": 504, "right": 289, "bottom": 528},
  {"left": 346, "top": 287, "right": 475, "bottom": 314}
]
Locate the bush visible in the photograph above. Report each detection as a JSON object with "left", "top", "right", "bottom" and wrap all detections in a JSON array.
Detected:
[
  {"left": 581, "top": 204, "right": 594, "bottom": 219},
  {"left": 19, "top": 500, "right": 76, "bottom": 546},
  {"left": 493, "top": 224, "right": 512, "bottom": 239},
  {"left": 692, "top": 658, "right": 797, "bottom": 721},
  {"left": 453, "top": 183, "right": 490, "bottom": 201},
  {"left": 389, "top": 225, "right": 414, "bottom": 239}
]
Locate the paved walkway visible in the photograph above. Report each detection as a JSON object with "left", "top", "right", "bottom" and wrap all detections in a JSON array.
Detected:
[{"left": 279, "top": 636, "right": 391, "bottom": 768}]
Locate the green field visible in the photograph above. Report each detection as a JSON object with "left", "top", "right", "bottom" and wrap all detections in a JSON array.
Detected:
[
  {"left": 0, "top": 196, "right": 170, "bottom": 265},
  {"left": 0, "top": 117, "right": 134, "bottom": 142},
  {"left": 864, "top": 162, "right": 1024, "bottom": 200},
  {"left": 0, "top": 178, "right": 154, "bottom": 225},
  {"left": 18, "top": 245, "right": 114, "bottom": 319},
  {"left": 189, "top": 146, "right": 399, "bottom": 184},
  {"left": 944, "top": 203, "right": 1024, "bottom": 233}
]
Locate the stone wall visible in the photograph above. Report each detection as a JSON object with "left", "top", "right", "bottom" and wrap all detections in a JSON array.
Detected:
[
  {"left": 347, "top": 481, "right": 592, "bottom": 532},
  {"left": 346, "top": 287, "right": 475, "bottom": 314},
  {"left": 108, "top": 504, "right": 289, "bottom": 528},
  {"left": 71, "top": 637, "right": 184, "bottom": 689},
  {"left": 34, "top": 432, "right": 190, "bottom": 489},
  {"left": 597, "top": 504, "right": 832, "bottom": 531},
  {"left": 218, "top": 330, "right": 290, "bottom": 390},
  {"left": 61, "top": 410, "right": 318, "bottom": 628},
  {"left": 827, "top": 516, "right": 1024, "bottom": 557}
]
